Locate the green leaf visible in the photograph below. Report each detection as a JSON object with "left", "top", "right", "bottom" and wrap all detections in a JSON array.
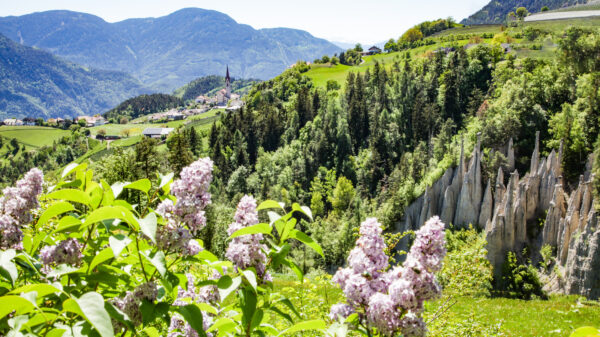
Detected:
[
  {"left": 242, "top": 269, "right": 258, "bottom": 292},
  {"left": 240, "top": 287, "right": 257, "bottom": 328},
  {"left": 159, "top": 172, "right": 174, "bottom": 193},
  {"left": 83, "top": 206, "right": 139, "bottom": 230},
  {"left": 10, "top": 284, "right": 62, "bottom": 298},
  {"left": 257, "top": 200, "right": 284, "bottom": 211},
  {"left": 43, "top": 189, "right": 91, "bottom": 206},
  {"left": 47, "top": 265, "right": 80, "bottom": 278},
  {"left": 142, "top": 251, "right": 166, "bottom": 277},
  {"left": 278, "top": 320, "right": 326, "bottom": 335},
  {"left": 267, "top": 306, "right": 293, "bottom": 324},
  {"left": 176, "top": 304, "right": 208, "bottom": 337},
  {"left": 250, "top": 308, "right": 264, "bottom": 332},
  {"left": 0, "top": 295, "right": 35, "bottom": 319},
  {"left": 37, "top": 202, "right": 75, "bottom": 227},
  {"left": 70, "top": 292, "right": 114, "bottom": 337},
  {"left": 89, "top": 248, "right": 114, "bottom": 272},
  {"left": 109, "top": 235, "right": 132, "bottom": 257},
  {"left": 0, "top": 249, "right": 17, "bottom": 285},
  {"left": 139, "top": 213, "right": 158, "bottom": 244},
  {"left": 282, "top": 259, "right": 303, "bottom": 281},
  {"left": 53, "top": 216, "right": 82, "bottom": 234},
  {"left": 275, "top": 297, "right": 301, "bottom": 319},
  {"left": 291, "top": 203, "right": 313, "bottom": 221},
  {"left": 111, "top": 182, "right": 127, "bottom": 199},
  {"left": 288, "top": 230, "right": 324, "bottom": 257},
  {"left": 207, "top": 317, "right": 236, "bottom": 334},
  {"left": 124, "top": 179, "right": 152, "bottom": 194},
  {"left": 62, "top": 163, "right": 87, "bottom": 179},
  {"left": 142, "top": 327, "right": 161, "bottom": 337},
  {"left": 217, "top": 275, "right": 242, "bottom": 301},
  {"left": 229, "top": 223, "right": 272, "bottom": 240},
  {"left": 570, "top": 327, "right": 600, "bottom": 337}
]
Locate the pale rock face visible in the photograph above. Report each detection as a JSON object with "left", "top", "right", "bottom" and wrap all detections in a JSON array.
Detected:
[{"left": 396, "top": 130, "right": 600, "bottom": 299}]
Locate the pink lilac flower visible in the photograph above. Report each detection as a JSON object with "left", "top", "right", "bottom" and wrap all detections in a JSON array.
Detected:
[
  {"left": 399, "top": 312, "right": 427, "bottom": 337},
  {"left": 155, "top": 158, "right": 213, "bottom": 255},
  {"left": 366, "top": 293, "right": 401, "bottom": 336},
  {"left": 169, "top": 271, "right": 219, "bottom": 337},
  {"left": 330, "top": 216, "right": 446, "bottom": 337},
  {"left": 169, "top": 158, "right": 213, "bottom": 233},
  {"left": 112, "top": 282, "right": 158, "bottom": 327},
  {"left": 329, "top": 303, "right": 355, "bottom": 321},
  {"left": 40, "top": 238, "right": 84, "bottom": 272},
  {"left": 0, "top": 168, "right": 44, "bottom": 249},
  {"left": 225, "top": 195, "right": 270, "bottom": 281}
]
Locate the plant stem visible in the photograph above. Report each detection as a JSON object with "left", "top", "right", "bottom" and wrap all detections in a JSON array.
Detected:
[{"left": 136, "top": 236, "right": 149, "bottom": 282}]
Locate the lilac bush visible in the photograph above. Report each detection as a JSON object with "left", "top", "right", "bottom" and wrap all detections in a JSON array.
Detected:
[
  {"left": 330, "top": 216, "right": 446, "bottom": 337},
  {"left": 0, "top": 168, "right": 43, "bottom": 249}
]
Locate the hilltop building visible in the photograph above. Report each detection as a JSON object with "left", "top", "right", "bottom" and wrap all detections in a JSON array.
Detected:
[
  {"left": 142, "top": 127, "right": 174, "bottom": 138},
  {"left": 195, "top": 66, "right": 242, "bottom": 107}
]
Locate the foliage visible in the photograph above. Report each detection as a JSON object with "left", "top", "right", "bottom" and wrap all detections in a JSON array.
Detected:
[
  {"left": 501, "top": 251, "right": 547, "bottom": 300},
  {"left": 438, "top": 226, "right": 493, "bottom": 297},
  {"left": 104, "top": 94, "right": 183, "bottom": 122},
  {"left": 0, "top": 161, "right": 330, "bottom": 336}
]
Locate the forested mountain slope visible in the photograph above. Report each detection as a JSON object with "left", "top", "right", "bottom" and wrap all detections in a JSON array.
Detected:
[{"left": 0, "top": 33, "right": 148, "bottom": 119}]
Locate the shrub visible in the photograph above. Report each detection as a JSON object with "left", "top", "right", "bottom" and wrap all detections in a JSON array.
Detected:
[
  {"left": 501, "top": 251, "right": 547, "bottom": 300},
  {"left": 438, "top": 226, "right": 493, "bottom": 297}
]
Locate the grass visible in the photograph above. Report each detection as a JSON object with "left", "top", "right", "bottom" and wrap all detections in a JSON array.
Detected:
[
  {"left": 0, "top": 126, "right": 71, "bottom": 148},
  {"left": 273, "top": 273, "right": 600, "bottom": 337},
  {"left": 426, "top": 295, "right": 600, "bottom": 336}
]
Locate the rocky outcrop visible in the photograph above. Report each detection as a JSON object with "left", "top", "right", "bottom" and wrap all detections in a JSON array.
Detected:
[{"left": 396, "top": 132, "right": 600, "bottom": 299}]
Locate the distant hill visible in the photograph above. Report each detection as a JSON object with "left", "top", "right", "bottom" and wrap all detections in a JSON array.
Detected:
[
  {"left": 462, "top": 0, "right": 589, "bottom": 24},
  {"left": 0, "top": 33, "right": 148, "bottom": 120},
  {"left": 0, "top": 8, "right": 341, "bottom": 92},
  {"left": 173, "top": 75, "right": 259, "bottom": 102}
]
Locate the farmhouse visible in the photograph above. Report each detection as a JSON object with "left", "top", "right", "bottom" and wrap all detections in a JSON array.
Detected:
[
  {"left": 3, "top": 119, "right": 23, "bottom": 126},
  {"left": 361, "top": 46, "right": 382, "bottom": 56},
  {"left": 142, "top": 127, "right": 174, "bottom": 139},
  {"left": 23, "top": 117, "right": 36, "bottom": 126},
  {"left": 76, "top": 116, "right": 107, "bottom": 127}
]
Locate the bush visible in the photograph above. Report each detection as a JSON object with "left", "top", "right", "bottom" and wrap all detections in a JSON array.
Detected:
[
  {"left": 438, "top": 226, "right": 493, "bottom": 297},
  {"left": 501, "top": 251, "right": 547, "bottom": 299}
]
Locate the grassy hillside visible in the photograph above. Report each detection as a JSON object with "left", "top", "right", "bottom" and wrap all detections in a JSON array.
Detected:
[
  {"left": 0, "top": 126, "right": 71, "bottom": 148},
  {"left": 306, "top": 17, "right": 600, "bottom": 88}
]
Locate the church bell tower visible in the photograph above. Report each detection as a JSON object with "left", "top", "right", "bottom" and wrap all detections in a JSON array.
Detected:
[{"left": 225, "top": 65, "right": 231, "bottom": 99}]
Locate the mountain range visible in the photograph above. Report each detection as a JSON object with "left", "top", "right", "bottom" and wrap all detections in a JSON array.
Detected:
[
  {"left": 0, "top": 33, "right": 148, "bottom": 119},
  {"left": 0, "top": 8, "right": 341, "bottom": 92},
  {"left": 462, "top": 0, "right": 590, "bottom": 24}
]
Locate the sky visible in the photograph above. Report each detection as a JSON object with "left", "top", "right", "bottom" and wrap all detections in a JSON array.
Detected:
[{"left": 0, "top": 0, "right": 490, "bottom": 44}]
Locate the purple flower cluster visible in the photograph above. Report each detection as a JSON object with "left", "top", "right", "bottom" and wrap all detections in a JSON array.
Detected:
[
  {"left": 330, "top": 216, "right": 446, "bottom": 337},
  {"left": 225, "top": 195, "right": 270, "bottom": 281},
  {"left": 40, "top": 238, "right": 83, "bottom": 273},
  {"left": 155, "top": 158, "right": 213, "bottom": 256},
  {"left": 168, "top": 271, "right": 220, "bottom": 337},
  {"left": 112, "top": 282, "right": 158, "bottom": 327},
  {"left": 0, "top": 168, "right": 44, "bottom": 250},
  {"left": 332, "top": 218, "right": 389, "bottom": 308}
]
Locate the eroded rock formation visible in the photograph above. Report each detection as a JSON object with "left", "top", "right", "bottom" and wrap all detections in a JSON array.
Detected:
[{"left": 395, "top": 132, "right": 600, "bottom": 299}]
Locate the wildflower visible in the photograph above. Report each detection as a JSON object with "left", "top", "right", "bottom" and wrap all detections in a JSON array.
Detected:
[
  {"left": 366, "top": 293, "right": 400, "bottom": 336},
  {"left": 169, "top": 271, "right": 219, "bottom": 337}
]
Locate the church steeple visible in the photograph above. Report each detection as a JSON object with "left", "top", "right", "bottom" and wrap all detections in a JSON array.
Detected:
[{"left": 225, "top": 65, "right": 231, "bottom": 99}]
